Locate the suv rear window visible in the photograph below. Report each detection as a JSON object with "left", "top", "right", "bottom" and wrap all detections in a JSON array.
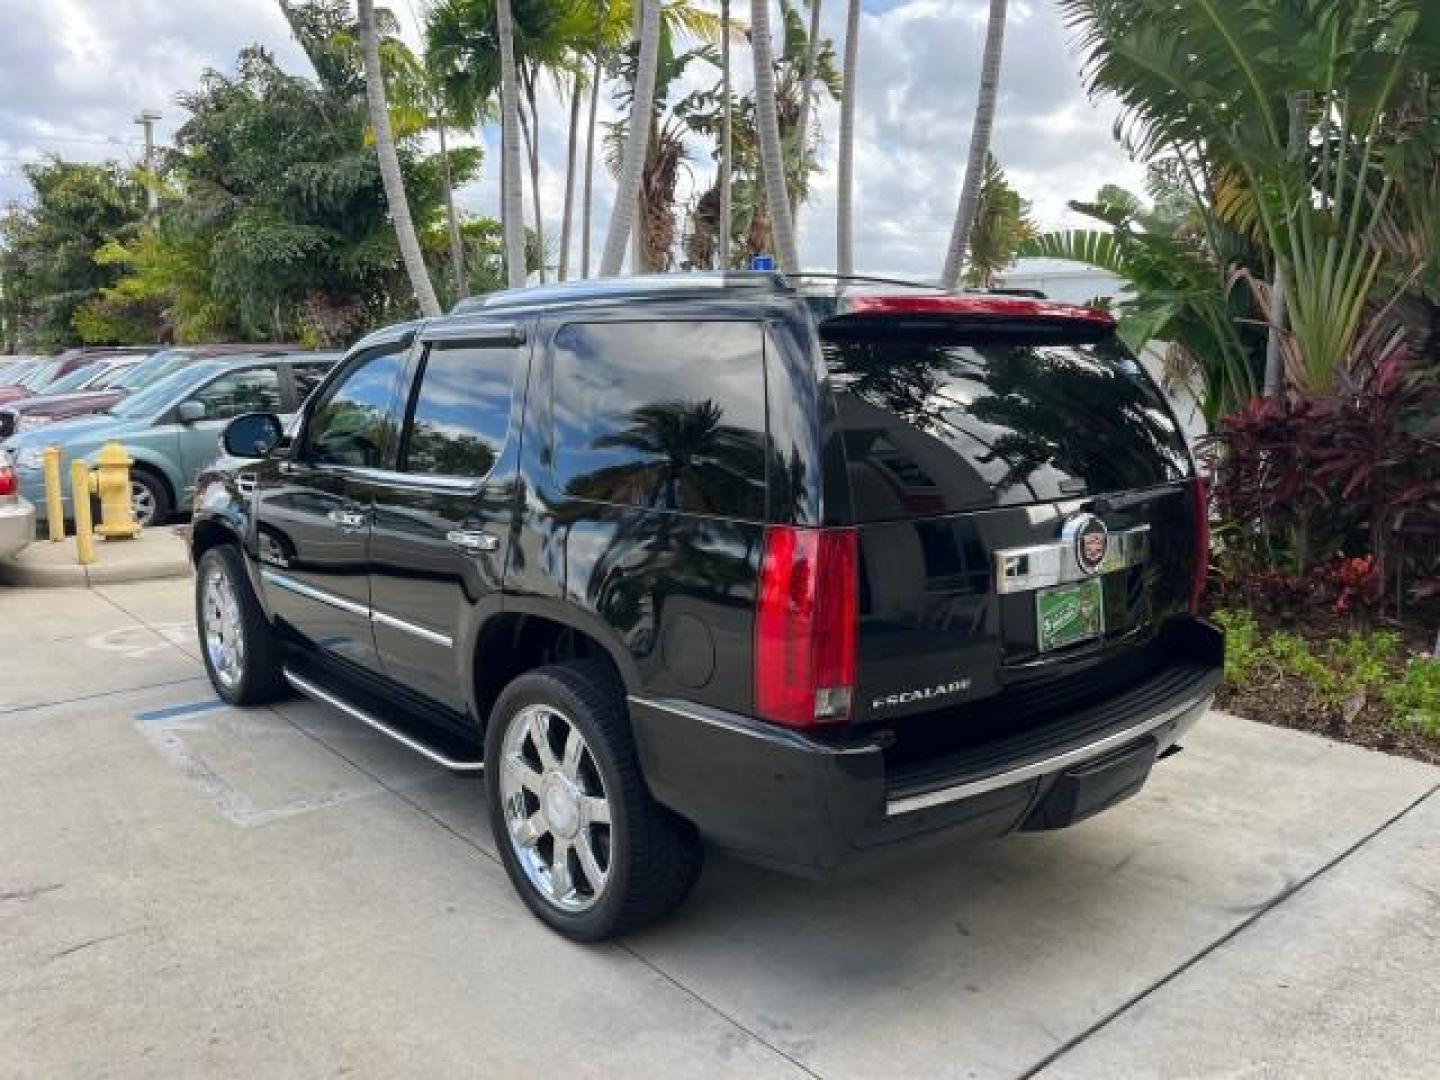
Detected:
[
  {"left": 551, "top": 321, "right": 769, "bottom": 520},
  {"left": 823, "top": 322, "right": 1191, "bottom": 522}
]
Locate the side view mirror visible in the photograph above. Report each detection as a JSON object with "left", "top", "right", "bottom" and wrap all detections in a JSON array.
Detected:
[
  {"left": 222, "top": 412, "right": 285, "bottom": 459},
  {"left": 176, "top": 400, "right": 207, "bottom": 424}
]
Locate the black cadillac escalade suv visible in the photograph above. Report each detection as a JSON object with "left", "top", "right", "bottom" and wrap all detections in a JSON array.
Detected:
[{"left": 191, "top": 273, "right": 1223, "bottom": 941}]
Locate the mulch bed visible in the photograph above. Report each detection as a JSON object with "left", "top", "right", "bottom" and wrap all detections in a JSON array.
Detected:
[
  {"left": 1207, "top": 597, "right": 1440, "bottom": 767},
  {"left": 1216, "top": 675, "right": 1440, "bottom": 767}
]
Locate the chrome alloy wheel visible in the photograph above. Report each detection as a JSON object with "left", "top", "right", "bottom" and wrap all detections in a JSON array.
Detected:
[
  {"left": 499, "top": 704, "right": 612, "bottom": 913},
  {"left": 131, "top": 479, "right": 157, "bottom": 526},
  {"left": 201, "top": 563, "right": 245, "bottom": 691}
]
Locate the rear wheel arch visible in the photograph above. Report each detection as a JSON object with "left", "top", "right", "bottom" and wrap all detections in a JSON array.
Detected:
[{"left": 471, "top": 612, "right": 633, "bottom": 736}]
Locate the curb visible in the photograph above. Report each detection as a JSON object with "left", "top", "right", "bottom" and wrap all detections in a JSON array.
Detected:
[{"left": 0, "top": 531, "right": 192, "bottom": 588}]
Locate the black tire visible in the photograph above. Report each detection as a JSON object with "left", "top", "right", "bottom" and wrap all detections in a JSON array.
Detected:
[
  {"left": 485, "top": 661, "right": 702, "bottom": 941},
  {"left": 131, "top": 467, "right": 172, "bottom": 528},
  {"left": 195, "top": 544, "right": 288, "bottom": 706}
]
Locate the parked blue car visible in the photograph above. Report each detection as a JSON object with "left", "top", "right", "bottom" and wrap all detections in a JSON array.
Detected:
[{"left": 3, "top": 353, "right": 338, "bottom": 526}]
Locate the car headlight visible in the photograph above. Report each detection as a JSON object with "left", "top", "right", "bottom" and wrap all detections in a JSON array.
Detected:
[
  {"left": 13, "top": 446, "right": 45, "bottom": 472},
  {"left": 15, "top": 415, "right": 51, "bottom": 434}
]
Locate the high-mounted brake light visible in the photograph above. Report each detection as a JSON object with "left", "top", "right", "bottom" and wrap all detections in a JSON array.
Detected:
[
  {"left": 0, "top": 465, "right": 16, "bottom": 499},
  {"left": 846, "top": 294, "right": 1115, "bottom": 325},
  {"left": 755, "top": 526, "right": 858, "bottom": 729},
  {"left": 1189, "top": 475, "right": 1210, "bottom": 614}
]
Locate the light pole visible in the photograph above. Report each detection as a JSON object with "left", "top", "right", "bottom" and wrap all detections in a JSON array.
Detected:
[{"left": 133, "top": 110, "right": 161, "bottom": 216}]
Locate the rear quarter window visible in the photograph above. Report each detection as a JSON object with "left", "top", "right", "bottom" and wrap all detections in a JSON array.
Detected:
[
  {"left": 551, "top": 321, "right": 769, "bottom": 520},
  {"left": 824, "top": 323, "right": 1191, "bottom": 522}
]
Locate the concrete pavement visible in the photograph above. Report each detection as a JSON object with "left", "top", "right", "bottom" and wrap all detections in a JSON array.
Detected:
[{"left": 2, "top": 577, "right": 1437, "bottom": 1079}]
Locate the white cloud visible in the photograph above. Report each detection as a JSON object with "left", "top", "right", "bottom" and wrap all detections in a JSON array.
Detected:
[{"left": 0, "top": 0, "right": 1147, "bottom": 283}]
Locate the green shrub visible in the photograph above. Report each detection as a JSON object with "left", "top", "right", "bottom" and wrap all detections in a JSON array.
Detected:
[
  {"left": 1386, "top": 659, "right": 1440, "bottom": 738},
  {"left": 1213, "top": 608, "right": 1435, "bottom": 741}
]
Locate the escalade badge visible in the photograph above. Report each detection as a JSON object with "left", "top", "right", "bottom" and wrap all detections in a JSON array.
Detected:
[
  {"left": 872, "top": 678, "right": 972, "bottom": 711},
  {"left": 1064, "top": 514, "right": 1110, "bottom": 576}
]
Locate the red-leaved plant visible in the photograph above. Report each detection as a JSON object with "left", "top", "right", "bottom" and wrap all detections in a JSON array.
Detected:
[{"left": 1202, "top": 355, "right": 1440, "bottom": 618}]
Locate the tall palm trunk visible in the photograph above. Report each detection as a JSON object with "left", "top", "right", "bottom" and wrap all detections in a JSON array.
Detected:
[
  {"left": 719, "top": 0, "right": 732, "bottom": 270},
  {"left": 1265, "top": 93, "right": 1308, "bottom": 397},
  {"left": 357, "top": 0, "right": 440, "bottom": 317},
  {"left": 600, "top": 0, "right": 661, "bottom": 277},
  {"left": 519, "top": 66, "right": 547, "bottom": 282},
  {"left": 837, "top": 0, "right": 860, "bottom": 277},
  {"left": 629, "top": 1, "right": 645, "bottom": 274},
  {"left": 581, "top": 55, "right": 601, "bottom": 278},
  {"left": 941, "top": 0, "right": 1008, "bottom": 289},
  {"left": 790, "top": 0, "right": 823, "bottom": 219},
  {"left": 496, "top": 0, "right": 528, "bottom": 289},
  {"left": 751, "top": 0, "right": 801, "bottom": 273},
  {"left": 437, "top": 112, "right": 468, "bottom": 301},
  {"left": 558, "top": 72, "right": 583, "bottom": 281}
]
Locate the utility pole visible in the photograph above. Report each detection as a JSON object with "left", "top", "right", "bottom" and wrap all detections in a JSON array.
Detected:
[{"left": 133, "top": 110, "right": 161, "bottom": 216}]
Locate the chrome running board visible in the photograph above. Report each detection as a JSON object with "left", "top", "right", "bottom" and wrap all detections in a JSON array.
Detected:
[{"left": 284, "top": 669, "right": 485, "bottom": 772}]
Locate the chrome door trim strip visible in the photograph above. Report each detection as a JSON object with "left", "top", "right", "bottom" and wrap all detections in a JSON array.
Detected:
[
  {"left": 284, "top": 669, "right": 483, "bottom": 772},
  {"left": 884, "top": 691, "right": 1212, "bottom": 817},
  {"left": 261, "top": 569, "right": 369, "bottom": 619},
  {"left": 371, "top": 609, "right": 453, "bottom": 649}
]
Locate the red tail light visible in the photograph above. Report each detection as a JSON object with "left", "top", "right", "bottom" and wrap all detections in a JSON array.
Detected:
[
  {"left": 755, "top": 526, "right": 858, "bottom": 729},
  {"left": 0, "top": 465, "right": 16, "bottom": 498},
  {"left": 1189, "top": 475, "right": 1210, "bottom": 614}
]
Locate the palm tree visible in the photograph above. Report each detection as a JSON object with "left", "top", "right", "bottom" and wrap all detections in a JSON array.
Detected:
[
  {"left": 1059, "top": 0, "right": 1438, "bottom": 394},
  {"left": 836, "top": 0, "right": 859, "bottom": 276},
  {"left": 496, "top": 0, "right": 528, "bottom": 287},
  {"left": 718, "top": 0, "right": 732, "bottom": 271},
  {"left": 558, "top": 71, "right": 583, "bottom": 280},
  {"left": 600, "top": 0, "right": 661, "bottom": 276},
  {"left": 581, "top": 52, "right": 602, "bottom": 277},
  {"left": 750, "top": 0, "right": 800, "bottom": 272},
  {"left": 940, "top": 0, "right": 1008, "bottom": 290},
  {"left": 357, "top": 0, "right": 442, "bottom": 316},
  {"left": 962, "top": 153, "right": 1035, "bottom": 288},
  {"left": 790, "top": 0, "right": 822, "bottom": 219}
]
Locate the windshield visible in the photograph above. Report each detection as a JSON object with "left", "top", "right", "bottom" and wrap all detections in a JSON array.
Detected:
[
  {"left": 17, "top": 363, "right": 61, "bottom": 391},
  {"left": 822, "top": 324, "right": 1192, "bottom": 520},
  {"left": 90, "top": 363, "right": 137, "bottom": 390},
  {"left": 108, "top": 365, "right": 220, "bottom": 420},
  {"left": 112, "top": 349, "right": 187, "bottom": 391},
  {"left": 46, "top": 363, "right": 104, "bottom": 394}
]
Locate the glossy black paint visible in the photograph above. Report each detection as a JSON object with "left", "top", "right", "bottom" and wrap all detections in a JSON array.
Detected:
[{"left": 190, "top": 275, "right": 1223, "bottom": 879}]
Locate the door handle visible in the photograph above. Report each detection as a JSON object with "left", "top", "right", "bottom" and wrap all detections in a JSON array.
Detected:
[
  {"left": 327, "top": 509, "right": 368, "bottom": 531},
  {"left": 447, "top": 530, "right": 499, "bottom": 553}
]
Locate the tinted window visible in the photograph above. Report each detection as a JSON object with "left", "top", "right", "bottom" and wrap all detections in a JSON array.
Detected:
[
  {"left": 192, "top": 368, "right": 282, "bottom": 421},
  {"left": 823, "top": 325, "right": 1191, "bottom": 522},
  {"left": 402, "top": 345, "right": 516, "bottom": 478},
  {"left": 305, "top": 347, "right": 408, "bottom": 468},
  {"left": 552, "top": 321, "right": 768, "bottom": 519}
]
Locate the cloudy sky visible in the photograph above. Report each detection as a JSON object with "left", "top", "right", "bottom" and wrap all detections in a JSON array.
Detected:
[{"left": 0, "top": 0, "right": 1146, "bottom": 280}]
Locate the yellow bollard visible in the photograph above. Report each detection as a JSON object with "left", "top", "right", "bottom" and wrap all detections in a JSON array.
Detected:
[
  {"left": 91, "top": 442, "right": 141, "bottom": 540},
  {"left": 70, "top": 461, "right": 95, "bottom": 566},
  {"left": 42, "top": 445, "right": 65, "bottom": 542}
]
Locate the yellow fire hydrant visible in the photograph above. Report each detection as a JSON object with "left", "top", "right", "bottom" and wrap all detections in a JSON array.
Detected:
[{"left": 90, "top": 442, "right": 142, "bottom": 540}]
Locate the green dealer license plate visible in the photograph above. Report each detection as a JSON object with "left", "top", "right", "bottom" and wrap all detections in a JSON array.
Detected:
[{"left": 1036, "top": 578, "right": 1105, "bottom": 652}]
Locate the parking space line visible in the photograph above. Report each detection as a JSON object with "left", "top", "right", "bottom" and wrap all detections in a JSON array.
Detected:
[
  {"left": 135, "top": 698, "right": 224, "bottom": 724},
  {"left": 0, "top": 676, "right": 209, "bottom": 717},
  {"left": 1020, "top": 780, "right": 1440, "bottom": 1078}
]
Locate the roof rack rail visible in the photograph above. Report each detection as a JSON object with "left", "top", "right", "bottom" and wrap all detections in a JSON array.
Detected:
[{"left": 787, "top": 271, "right": 941, "bottom": 291}]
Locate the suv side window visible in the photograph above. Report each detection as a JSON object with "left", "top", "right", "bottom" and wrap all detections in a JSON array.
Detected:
[
  {"left": 551, "top": 321, "right": 768, "bottom": 520},
  {"left": 192, "top": 367, "right": 282, "bottom": 420},
  {"left": 303, "top": 346, "right": 408, "bottom": 468},
  {"left": 401, "top": 344, "right": 516, "bottom": 479}
]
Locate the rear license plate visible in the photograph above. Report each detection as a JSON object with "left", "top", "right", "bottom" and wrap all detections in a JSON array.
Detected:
[{"left": 1036, "top": 578, "right": 1104, "bottom": 652}]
